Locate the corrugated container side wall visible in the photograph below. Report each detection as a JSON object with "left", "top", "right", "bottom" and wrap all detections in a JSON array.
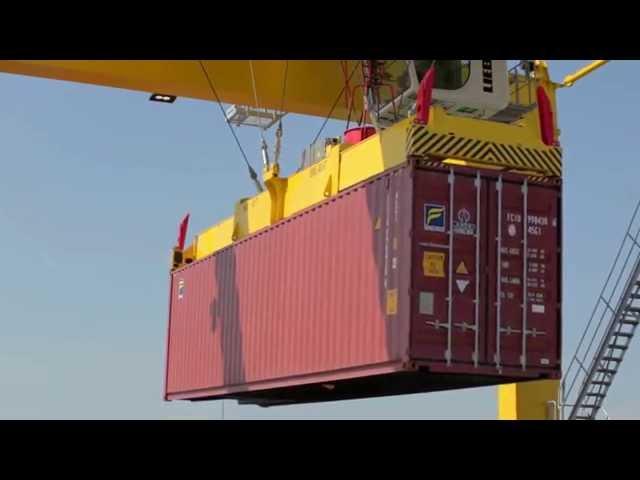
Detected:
[{"left": 165, "top": 167, "right": 413, "bottom": 399}]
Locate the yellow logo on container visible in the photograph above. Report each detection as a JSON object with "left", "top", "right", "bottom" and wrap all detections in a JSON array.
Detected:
[
  {"left": 427, "top": 208, "right": 444, "bottom": 223},
  {"left": 424, "top": 203, "right": 446, "bottom": 232}
]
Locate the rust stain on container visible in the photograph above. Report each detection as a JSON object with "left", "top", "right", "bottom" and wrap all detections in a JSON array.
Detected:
[{"left": 165, "top": 162, "right": 561, "bottom": 406}]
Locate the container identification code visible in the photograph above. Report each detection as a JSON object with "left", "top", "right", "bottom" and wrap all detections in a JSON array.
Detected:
[{"left": 505, "top": 212, "right": 549, "bottom": 237}]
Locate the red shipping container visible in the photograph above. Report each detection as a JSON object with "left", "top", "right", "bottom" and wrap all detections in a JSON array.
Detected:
[{"left": 164, "top": 161, "right": 561, "bottom": 406}]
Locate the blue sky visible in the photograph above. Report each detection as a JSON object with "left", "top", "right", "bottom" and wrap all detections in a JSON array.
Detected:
[{"left": 0, "top": 60, "right": 638, "bottom": 419}]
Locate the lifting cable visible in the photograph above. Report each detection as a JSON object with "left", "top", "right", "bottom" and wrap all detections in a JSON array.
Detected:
[
  {"left": 197, "top": 60, "right": 264, "bottom": 193},
  {"left": 278, "top": 60, "right": 289, "bottom": 115},
  {"left": 273, "top": 60, "right": 289, "bottom": 166},
  {"left": 249, "top": 60, "right": 271, "bottom": 168},
  {"left": 298, "top": 62, "right": 360, "bottom": 172},
  {"left": 340, "top": 61, "right": 353, "bottom": 123},
  {"left": 310, "top": 61, "right": 360, "bottom": 147}
]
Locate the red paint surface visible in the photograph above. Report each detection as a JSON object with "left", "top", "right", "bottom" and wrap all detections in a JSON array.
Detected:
[
  {"left": 415, "top": 65, "right": 435, "bottom": 124},
  {"left": 411, "top": 167, "right": 561, "bottom": 372},
  {"left": 486, "top": 176, "right": 561, "bottom": 369},
  {"left": 177, "top": 213, "right": 190, "bottom": 250},
  {"left": 343, "top": 126, "right": 376, "bottom": 145},
  {"left": 411, "top": 169, "right": 486, "bottom": 363},
  {"left": 165, "top": 162, "right": 561, "bottom": 403},
  {"left": 166, "top": 168, "right": 412, "bottom": 399},
  {"left": 537, "top": 86, "right": 556, "bottom": 146}
]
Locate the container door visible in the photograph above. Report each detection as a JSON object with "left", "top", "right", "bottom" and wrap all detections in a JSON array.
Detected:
[
  {"left": 487, "top": 177, "right": 560, "bottom": 371},
  {"left": 411, "top": 168, "right": 487, "bottom": 366}
]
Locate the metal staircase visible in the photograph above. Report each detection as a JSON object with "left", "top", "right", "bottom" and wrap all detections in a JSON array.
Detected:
[{"left": 562, "top": 200, "right": 640, "bottom": 420}]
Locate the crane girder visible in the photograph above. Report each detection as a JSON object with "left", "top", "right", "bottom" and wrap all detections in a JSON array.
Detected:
[{"left": 0, "top": 60, "right": 364, "bottom": 120}]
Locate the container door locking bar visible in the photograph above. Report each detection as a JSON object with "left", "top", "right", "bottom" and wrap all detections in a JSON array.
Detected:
[
  {"left": 494, "top": 176, "right": 503, "bottom": 372},
  {"left": 474, "top": 172, "right": 481, "bottom": 367},
  {"left": 521, "top": 179, "right": 529, "bottom": 370},
  {"left": 445, "top": 169, "right": 455, "bottom": 365}
]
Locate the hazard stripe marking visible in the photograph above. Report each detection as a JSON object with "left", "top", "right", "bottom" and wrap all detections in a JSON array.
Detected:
[{"left": 407, "top": 126, "right": 562, "bottom": 177}]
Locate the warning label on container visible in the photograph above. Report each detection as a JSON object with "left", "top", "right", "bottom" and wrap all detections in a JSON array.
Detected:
[
  {"left": 456, "top": 261, "right": 469, "bottom": 275},
  {"left": 419, "top": 291, "right": 434, "bottom": 315},
  {"left": 532, "top": 304, "right": 546, "bottom": 314},
  {"left": 456, "top": 279, "right": 470, "bottom": 294},
  {"left": 423, "top": 251, "right": 446, "bottom": 278},
  {"left": 386, "top": 289, "right": 398, "bottom": 316}
]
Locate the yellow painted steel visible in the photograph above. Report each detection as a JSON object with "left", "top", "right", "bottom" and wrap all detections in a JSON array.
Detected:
[
  {"left": 0, "top": 60, "right": 363, "bottom": 121},
  {"left": 185, "top": 86, "right": 565, "bottom": 262},
  {"left": 509, "top": 74, "right": 537, "bottom": 108},
  {"left": 283, "top": 144, "right": 341, "bottom": 217},
  {"left": 186, "top": 117, "right": 414, "bottom": 260},
  {"left": 148, "top": 60, "right": 561, "bottom": 266},
  {"left": 193, "top": 217, "right": 234, "bottom": 259},
  {"left": 560, "top": 60, "right": 609, "bottom": 88},
  {"left": 339, "top": 118, "right": 410, "bottom": 190},
  {"left": 263, "top": 163, "right": 288, "bottom": 225},
  {"left": 498, "top": 380, "right": 561, "bottom": 420},
  {"left": 442, "top": 158, "right": 505, "bottom": 170},
  {"left": 232, "top": 191, "right": 273, "bottom": 240},
  {"left": 430, "top": 104, "right": 546, "bottom": 146},
  {"left": 407, "top": 113, "right": 563, "bottom": 177},
  {"left": 183, "top": 244, "right": 196, "bottom": 263}
]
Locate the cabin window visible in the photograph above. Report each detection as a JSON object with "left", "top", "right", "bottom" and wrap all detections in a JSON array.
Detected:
[
  {"left": 381, "top": 60, "right": 472, "bottom": 99},
  {"left": 369, "top": 60, "right": 474, "bottom": 123},
  {"left": 379, "top": 61, "right": 412, "bottom": 97},
  {"left": 415, "top": 60, "right": 472, "bottom": 90}
]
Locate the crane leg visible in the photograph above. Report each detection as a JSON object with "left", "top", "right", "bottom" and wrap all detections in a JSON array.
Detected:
[{"left": 498, "top": 380, "right": 560, "bottom": 420}]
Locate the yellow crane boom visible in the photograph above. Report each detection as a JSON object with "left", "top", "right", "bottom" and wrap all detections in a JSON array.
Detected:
[
  {"left": 0, "top": 60, "right": 363, "bottom": 120},
  {"left": 560, "top": 60, "right": 609, "bottom": 88}
]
